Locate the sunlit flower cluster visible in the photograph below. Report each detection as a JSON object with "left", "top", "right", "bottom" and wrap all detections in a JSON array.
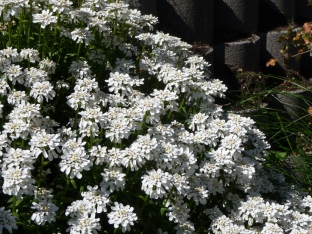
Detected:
[{"left": 0, "top": 0, "right": 311, "bottom": 233}]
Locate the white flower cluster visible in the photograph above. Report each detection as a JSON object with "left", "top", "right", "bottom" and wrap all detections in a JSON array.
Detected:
[
  {"left": 0, "top": 207, "right": 17, "bottom": 233},
  {"left": 0, "top": 0, "right": 311, "bottom": 233},
  {"left": 31, "top": 188, "right": 59, "bottom": 225},
  {"left": 66, "top": 185, "right": 109, "bottom": 234}
]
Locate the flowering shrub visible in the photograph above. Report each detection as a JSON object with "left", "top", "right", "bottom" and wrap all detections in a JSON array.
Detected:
[{"left": 0, "top": 0, "right": 312, "bottom": 233}]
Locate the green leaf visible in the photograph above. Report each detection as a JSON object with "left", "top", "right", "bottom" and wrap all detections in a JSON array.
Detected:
[
  {"left": 19, "top": 213, "right": 29, "bottom": 220},
  {"left": 80, "top": 186, "right": 85, "bottom": 193},
  {"left": 53, "top": 191, "right": 64, "bottom": 199},
  {"left": 66, "top": 53, "right": 76, "bottom": 57},
  {"left": 70, "top": 179, "right": 77, "bottom": 189},
  {"left": 160, "top": 207, "right": 167, "bottom": 216},
  {"left": 15, "top": 199, "right": 23, "bottom": 207},
  {"left": 93, "top": 139, "right": 102, "bottom": 144},
  {"left": 271, "top": 151, "right": 287, "bottom": 160},
  {"left": 138, "top": 195, "right": 146, "bottom": 201},
  {"left": 12, "top": 212, "right": 20, "bottom": 220}
]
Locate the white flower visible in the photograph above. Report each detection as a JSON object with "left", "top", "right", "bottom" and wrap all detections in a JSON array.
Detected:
[
  {"left": 67, "top": 90, "right": 92, "bottom": 110},
  {"left": 172, "top": 173, "right": 190, "bottom": 196},
  {"left": 34, "top": 188, "right": 54, "bottom": 202},
  {"left": 30, "top": 81, "right": 56, "bottom": 103},
  {"left": 60, "top": 148, "right": 92, "bottom": 179},
  {"left": 141, "top": 169, "right": 173, "bottom": 199},
  {"left": 107, "top": 202, "right": 138, "bottom": 233},
  {"left": 0, "top": 207, "right": 17, "bottom": 233},
  {"left": 29, "top": 130, "right": 60, "bottom": 160},
  {"left": 136, "top": 96, "right": 164, "bottom": 124},
  {"left": 106, "top": 72, "right": 143, "bottom": 97},
  {"left": 105, "top": 118, "right": 132, "bottom": 143},
  {"left": 302, "top": 195, "right": 312, "bottom": 212},
  {"left": 2, "top": 147, "right": 35, "bottom": 168},
  {"left": 3, "top": 118, "right": 30, "bottom": 140},
  {"left": 131, "top": 134, "right": 158, "bottom": 160},
  {"left": 49, "top": 0, "right": 73, "bottom": 13},
  {"left": 210, "top": 215, "right": 234, "bottom": 234},
  {"left": 106, "top": 147, "right": 123, "bottom": 167},
  {"left": 39, "top": 58, "right": 56, "bottom": 74},
  {"left": 0, "top": 47, "right": 19, "bottom": 62},
  {"left": 69, "top": 60, "right": 92, "bottom": 79},
  {"left": 66, "top": 213, "right": 101, "bottom": 234},
  {"left": 24, "top": 68, "right": 49, "bottom": 86},
  {"left": 119, "top": 147, "right": 146, "bottom": 171},
  {"left": 100, "top": 167, "right": 126, "bottom": 193},
  {"left": 188, "top": 112, "right": 209, "bottom": 131},
  {"left": 167, "top": 202, "right": 190, "bottom": 223},
  {"left": 187, "top": 184, "right": 209, "bottom": 205},
  {"left": 81, "top": 185, "right": 110, "bottom": 213},
  {"left": 150, "top": 89, "right": 179, "bottom": 111},
  {"left": 220, "top": 134, "right": 243, "bottom": 153},
  {"left": 7, "top": 90, "right": 28, "bottom": 105},
  {"left": 63, "top": 138, "right": 86, "bottom": 152},
  {"left": 33, "top": 10, "right": 57, "bottom": 28},
  {"left": 174, "top": 220, "right": 195, "bottom": 234},
  {"left": 7, "top": 101, "right": 41, "bottom": 121},
  {"left": 2, "top": 166, "right": 35, "bottom": 198},
  {"left": 79, "top": 106, "right": 105, "bottom": 129},
  {"left": 31, "top": 200, "right": 59, "bottom": 225},
  {"left": 56, "top": 80, "right": 70, "bottom": 90},
  {"left": 19, "top": 48, "right": 40, "bottom": 63},
  {"left": 0, "top": 78, "right": 10, "bottom": 96},
  {"left": 260, "top": 222, "right": 284, "bottom": 234},
  {"left": 66, "top": 200, "right": 92, "bottom": 218},
  {"left": 71, "top": 27, "right": 94, "bottom": 45},
  {"left": 75, "top": 78, "right": 99, "bottom": 92},
  {"left": 4, "top": 64, "right": 24, "bottom": 84},
  {"left": 89, "top": 145, "right": 107, "bottom": 165}
]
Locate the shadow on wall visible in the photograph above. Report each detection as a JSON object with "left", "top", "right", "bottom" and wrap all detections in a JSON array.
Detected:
[
  {"left": 258, "top": 0, "right": 295, "bottom": 31},
  {"left": 157, "top": 0, "right": 213, "bottom": 44},
  {"left": 214, "top": 0, "right": 258, "bottom": 42}
]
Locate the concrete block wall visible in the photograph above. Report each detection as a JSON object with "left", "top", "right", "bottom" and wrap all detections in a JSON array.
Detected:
[{"left": 139, "top": 0, "right": 312, "bottom": 88}]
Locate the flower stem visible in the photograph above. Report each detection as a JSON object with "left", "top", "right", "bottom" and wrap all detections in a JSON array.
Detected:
[
  {"left": 76, "top": 42, "right": 82, "bottom": 61},
  {"left": 42, "top": 27, "right": 46, "bottom": 59},
  {"left": 138, "top": 194, "right": 149, "bottom": 216},
  {"left": 18, "top": 14, "right": 23, "bottom": 50},
  {"left": 37, "top": 154, "right": 45, "bottom": 188},
  {"left": 7, "top": 21, "right": 12, "bottom": 47},
  {"left": 178, "top": 94, "right": 187, "bottom": 114},
  {"left": 218, "top": 175, "right": 238, "bottom": 206},
  {"left": 12, "top": 196, "right": 16, "bottom": 214},
  {"left": 51, "top": 13, "right": 60, "bottom": 59},
  {"left": 163, "top": 186, "right": 175, "bottom": 207},
  {"left": 89, "top": 129, "right": 93, "bottom": 148},
  {"left": 73, "top": 102, "right": 81, "bottom": 135},
  {"left": 27, "top": 0, "right": 33, "bottom": 47}
]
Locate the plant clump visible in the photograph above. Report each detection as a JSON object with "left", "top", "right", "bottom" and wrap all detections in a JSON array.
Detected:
[{"left": 0, "top": 0, "right": 311, "bottom": 233}]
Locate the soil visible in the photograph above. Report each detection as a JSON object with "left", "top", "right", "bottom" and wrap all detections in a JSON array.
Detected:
[{"left": 224, "top": 69, "right": 312, "bottom": 112}]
